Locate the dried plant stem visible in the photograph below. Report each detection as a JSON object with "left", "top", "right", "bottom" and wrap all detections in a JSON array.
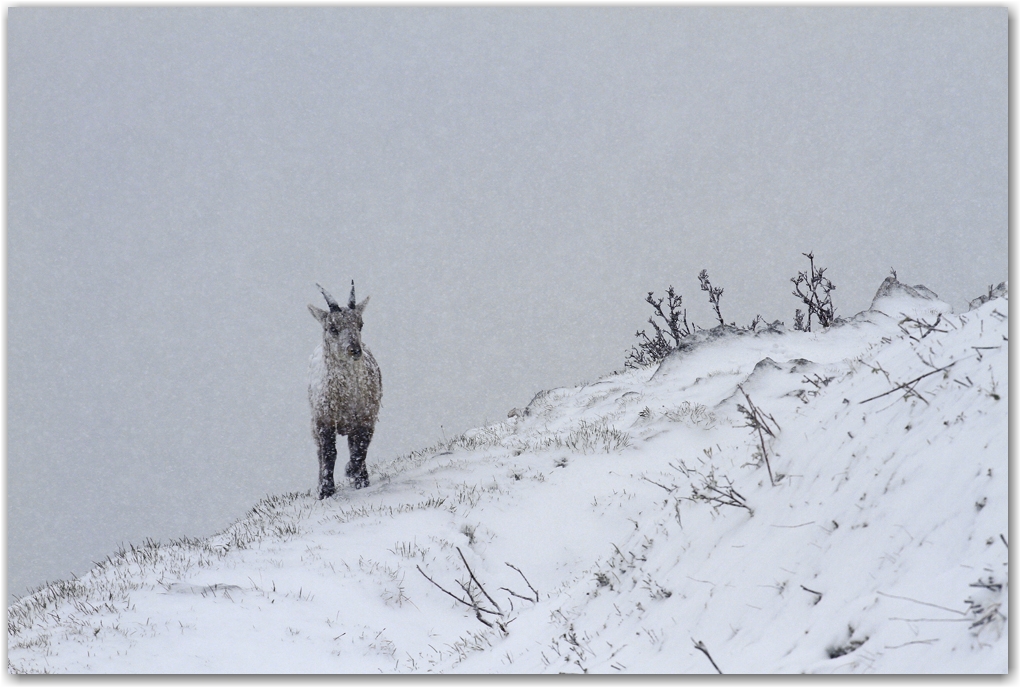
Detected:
[
  {"left": 456, "top": 547, "right": 502, "bottom": 612},
  {"left": 693, "top": 639, "right": 723, "bottom": 674},
  {"left": 698, "top": 269, "right": 725, "bottom": 326},
  {"left": 415, "top": 565, "right": 499, "bottom": 617},
  {"left": 737, "top": 385, "right": 779, "bottom": 486},
  {"left": 501, "top": 562, "right": 539, "bottom": 603},
  {"left": 417, "top": 557, "right": 507, "bottom": 634},
  {"left": 858, "top": 360, "right": 961, "bottom": 405}
]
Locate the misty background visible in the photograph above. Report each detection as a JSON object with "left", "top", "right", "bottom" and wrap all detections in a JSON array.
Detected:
[{"left": 8, "top": 7, "right": 1006, "bottom": 601}]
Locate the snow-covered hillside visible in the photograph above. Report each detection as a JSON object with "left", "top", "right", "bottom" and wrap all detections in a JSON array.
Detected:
[{"left": 8, "top": 277, "right": 1008, "bottom": 674}]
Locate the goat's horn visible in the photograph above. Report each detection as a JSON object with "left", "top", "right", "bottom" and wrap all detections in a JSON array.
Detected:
[
  {"left": 348, "top": 280, "right": 357, "bottom": 309},
  {"left": 316, "top": 283, "right": 342, "bottom": 312}
]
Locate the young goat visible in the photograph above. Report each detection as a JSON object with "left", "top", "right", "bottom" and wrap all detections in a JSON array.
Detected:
[{"left": 308, "top": 281, "right": 382, "bottom": 498}]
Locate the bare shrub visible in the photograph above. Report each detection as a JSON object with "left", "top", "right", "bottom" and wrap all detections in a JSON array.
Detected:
[
  {"left": 698, "top": 269, "right": 725, "bottom": 326},
  {"left": 791, "top": 252, "right": 836, "bottom": 331},
  {"left": 626, "top": 286, "right": 693, "bottom": 368}
]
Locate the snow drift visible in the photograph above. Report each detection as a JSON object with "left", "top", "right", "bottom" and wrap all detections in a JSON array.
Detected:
[{"left": 8, "top": 277, "right": 1008, "bottom": 674}]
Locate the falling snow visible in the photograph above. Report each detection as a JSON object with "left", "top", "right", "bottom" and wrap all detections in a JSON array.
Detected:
[{"left": 8, "top": 279, "right": 1006, "bottom": 674}]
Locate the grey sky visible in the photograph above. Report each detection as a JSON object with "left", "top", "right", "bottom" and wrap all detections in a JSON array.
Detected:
[{"left": 8, "top": 7, "right": 1006, "bottom": 601}]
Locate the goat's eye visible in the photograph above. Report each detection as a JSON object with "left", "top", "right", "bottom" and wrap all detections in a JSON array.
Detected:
[{"left": 329, "top": 326, "right": 339, "bottom": 336}]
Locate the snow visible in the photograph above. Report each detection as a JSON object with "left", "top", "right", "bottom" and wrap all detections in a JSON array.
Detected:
[{"left": 8, "top": 278, "right": 1007, "bottom": 674}]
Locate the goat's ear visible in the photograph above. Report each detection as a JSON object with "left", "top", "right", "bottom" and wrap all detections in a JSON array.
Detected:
[
  {"left": 355, "top": 295, "right": 370, "bottom": 315},
  {"left": 308, "top": 304, "right": 328, "bottom": 324}
]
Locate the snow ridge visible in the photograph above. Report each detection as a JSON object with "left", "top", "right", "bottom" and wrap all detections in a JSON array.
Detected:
[{"left": 8, "top": 279, "right": 1007, "bottom": 674}]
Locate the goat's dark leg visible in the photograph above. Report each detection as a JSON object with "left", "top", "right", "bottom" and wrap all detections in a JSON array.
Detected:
[
  {"left": 346, "top": 426, "right": 374, "bottom": 489},
  {"left": 315, "top": 423, "right": 338, "bottom": 499}
]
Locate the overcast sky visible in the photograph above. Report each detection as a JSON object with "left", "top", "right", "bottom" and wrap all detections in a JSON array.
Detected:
[{"left": 8, "top": 7, "right": 1006, "bottom": 601}]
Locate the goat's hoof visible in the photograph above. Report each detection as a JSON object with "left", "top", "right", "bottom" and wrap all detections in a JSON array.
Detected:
[
  {"left": 346, "top": 461, "right": 369, "bottom": 489},
  {"left": 318, "top": 484, "right": 335, "bottom": 500}
]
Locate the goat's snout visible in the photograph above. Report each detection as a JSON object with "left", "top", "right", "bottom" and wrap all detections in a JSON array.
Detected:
[{"left": 348, "top": 345, "right": 363, "bottom": 359}]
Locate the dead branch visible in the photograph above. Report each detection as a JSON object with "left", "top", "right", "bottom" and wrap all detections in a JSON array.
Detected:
[
  {"left": 737, "top": 385, "right": 778, "bottom": 485},
  {"left": 861, "top": 360, "right": 892, "bottom": 384},
  {"left": 703, "top": 484, "right": 751, "bottom": 512},
  {"left": 416, "top": 564, "right": 483, "bottom": 612},
  {"left": 692, "top": 639, "right": 723, "bottom": 674},
  {"left": 859, "top": 360, "right": 961, "bottom": 405},
  {"left": 457, "top": 547, "right": 501, "bottom": 612},
  {"left": 504, "top": 562, "right": 539, "bottom": 603},
  {"left": 898, "top": 314, "right": 947, "bottom": 341},
  {"left": 641, "top": 475, "right": 675, "bottom": 493},
  {"left": 417, "top": 557, "right": 507, "bottom": 634},
  {"left": 971, "top": 346, "right": 1000, "bottom": 362},
  {"left": 802, "top": 373, "right": 833, "bottom": 390},
  {"left": 698, "top": 269, "right": 726, "bottom": 327},
  {"left": 876, "top": 591, "right": 964, "bottom": 616},
  {"left": 737, "top": 385, "right": 780, "bottom": 435},
  {"left": 683, "top": 471, "right": 754, "bottom": 516},
  {"left": 968, "top": 577, "right": 1003, "bottom": 592},
  {"left": 669, "top": 460, "right": 693, "bottom": 478},
  {"left": 800, "top": 585, "right": 823, "bottom": 603}
]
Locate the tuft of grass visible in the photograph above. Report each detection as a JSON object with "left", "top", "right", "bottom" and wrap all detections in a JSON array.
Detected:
[
  {"left": 8, "top": 533, "right": 225, "bottom": 642},
  {"left": 662, "top": 401, "right": 717, "bottom": 428},
  {"left": 210, "top": 491, "right": 309, "bottom": 551}
]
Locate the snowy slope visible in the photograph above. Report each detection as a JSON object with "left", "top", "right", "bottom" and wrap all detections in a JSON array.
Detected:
[{"left": 8, "top": 277, "right": 1008, "bottom": 674}]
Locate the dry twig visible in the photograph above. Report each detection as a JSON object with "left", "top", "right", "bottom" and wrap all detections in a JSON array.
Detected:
[
  {"left": 736, "top": 385, "right": 780, "bottom": 485},
  {"left": 501, "top": 562, "right": 539, "bottom": 603},
  {"left": 859, "top": 359, "right": 962, "bottom": 405},
  {"left": 417, "top": 553, "right": 508, "bottom": 634},
  {"left": 693, "top": 639, "right": 723, "bottom": 674}
]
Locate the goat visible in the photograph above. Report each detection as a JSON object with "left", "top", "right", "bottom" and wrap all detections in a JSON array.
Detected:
[{"left": 308, "top": 281, "right": 382, "bottom": 498}]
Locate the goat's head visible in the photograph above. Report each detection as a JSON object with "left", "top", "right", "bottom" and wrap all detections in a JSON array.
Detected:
[{"left": 309, "top": 281, "right": 370, "bottom": 360}]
